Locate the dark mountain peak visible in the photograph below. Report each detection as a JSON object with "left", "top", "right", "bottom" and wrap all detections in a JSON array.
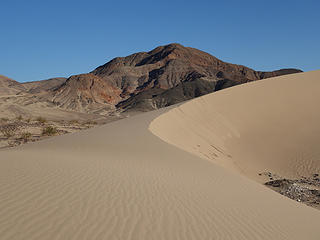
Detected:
[
  {"left": 0, "top": 44, "right": 303, "bottom": 115},
  {"left": 135, "top": 43, "right": 218, "bottom": 67},
  {"left": 41, "top": 44, "right": 303, "bottom": 113},
  {"left": 147, "top": 43, "right": 185, "bottom": 54},
  {"left": 163, "top": 42, "right": 184, "bottom": 48},
  {"left": 94, "top": 43, "right": 193, "bottom": 71}
]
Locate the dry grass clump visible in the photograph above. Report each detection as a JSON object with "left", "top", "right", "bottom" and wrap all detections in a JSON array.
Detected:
[
  {"left": 69, "top": 119, "right": 79, "bottom": 124},
  {"left": 16, "top": 115, "right": 23, "bottom": 121},
  {"left": 42, "top": 126, "right": 57, "bottom": 136},
  {"left": 21, "top": 132, "right": 32, "bottom": 142},
  {"left": 85, "top": 120, "right": 97, "bottom": 125}
]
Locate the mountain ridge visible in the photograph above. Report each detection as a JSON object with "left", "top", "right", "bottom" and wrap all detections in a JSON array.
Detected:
[{"left": 0, "top": 43, "right": 302, "bottom": 117}]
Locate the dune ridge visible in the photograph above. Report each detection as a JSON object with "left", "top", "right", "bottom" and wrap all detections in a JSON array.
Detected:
[
  {"left": 150, "top": 70, "right": 320, "bottom": 182},
  {"left": 0, "top": 71, "right": 320, "bottom": 239}
]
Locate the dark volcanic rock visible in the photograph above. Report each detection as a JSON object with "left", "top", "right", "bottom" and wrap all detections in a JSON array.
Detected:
[
  {"left": 52, "top": 73, "right": 121, "bottom": 112},
  {"left": 89, "top": 43, "right": 302, "bottom": 111}
]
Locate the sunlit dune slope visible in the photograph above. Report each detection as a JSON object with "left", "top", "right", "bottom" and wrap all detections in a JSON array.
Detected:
[{"left": 150, "top": 70, "right": 320, "bottom": 181}]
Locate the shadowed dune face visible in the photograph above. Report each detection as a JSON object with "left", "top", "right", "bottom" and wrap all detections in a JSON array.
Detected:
[{"left": 150, "top": 70, "right": 320, "bottom": 181}]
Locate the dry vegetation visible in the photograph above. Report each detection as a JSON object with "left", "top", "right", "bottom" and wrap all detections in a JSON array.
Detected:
[
  {"left": 20, "top": 132, "right": 32, "bottom": 142},
  {"left": 0, "top": 116, "right": 98, "bottom": 149},
  {"left": 42, "top": 126, "right": 57, "bottom": 136}
]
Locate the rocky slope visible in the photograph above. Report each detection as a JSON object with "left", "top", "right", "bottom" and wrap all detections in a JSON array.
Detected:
[
  {"left": 22, "top": 77, "right": 67, "bottom": 94},
  {"left": 0, "top": 75, "right": 26, "bottom": 95},
  {"left": 52, "top": 74, "right": 121, "bottom": 113},
  {"left": 0, "top": 76, "right": 105, "bottom": 121}
]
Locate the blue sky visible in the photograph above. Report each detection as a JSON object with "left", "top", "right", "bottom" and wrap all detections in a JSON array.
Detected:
[{"left": 1, "top": 0, "right": 319, "bottom": 82}]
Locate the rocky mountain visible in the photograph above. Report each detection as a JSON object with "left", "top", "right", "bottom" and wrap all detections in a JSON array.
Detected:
[
  {"left": 52, "top": 43, "right": 301, "bottom": 112},
  {"left": 1, "top": 43, "right": 302, "bottom": 118},
  {"left": 52, "top": 74, "right": 121, "bottom": 113}
]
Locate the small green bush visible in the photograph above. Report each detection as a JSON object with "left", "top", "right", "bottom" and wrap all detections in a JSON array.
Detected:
[
  {"left": 42, "top": 126, "right": 57, "bottom": 136},
  {"left": 21, "top": 132, "right": 32, "bottom": 142}
]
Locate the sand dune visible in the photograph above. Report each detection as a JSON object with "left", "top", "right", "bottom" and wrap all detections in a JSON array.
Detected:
[
  {"left": 1, "top": 71, "right": 320, "bottom": 239},
  {"left": 150, "top": 70, "right": 320, "bottom": 182}
]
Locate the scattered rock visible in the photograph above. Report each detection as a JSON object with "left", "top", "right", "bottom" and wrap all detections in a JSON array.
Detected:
[{"left": 264, "top": 173, "right": 320, "bottom": 210}]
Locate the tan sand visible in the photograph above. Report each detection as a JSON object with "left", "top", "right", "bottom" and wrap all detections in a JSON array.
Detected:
[
  {"left": 0, "top": 71, "right": 320, "bottom": 239},
  {"left": 150, "top": 70, "right": 320, "bottom": 182}
]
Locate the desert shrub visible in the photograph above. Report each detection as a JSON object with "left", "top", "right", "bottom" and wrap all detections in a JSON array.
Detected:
[
  {"left": 16, "top": 115, "right": 23, "bottom": 121},
  {"left": 0, "top": 125, "right": 18, "bottom": 138},
  {"left": 85, "top": 120, "right": 97, "bottom": 125},
  {"left": 42, "top": 126, "right": 57, "bottom": 136},
  {"left": 69, "top": 119, "right": 79, "bottom": 124},
  {"left": 36, "top": 116, "right": 47, "bottom": 124},
  {"left": 26, "top": 118, "right": 31, "bottom": 123},
  {"left": 1, "top": 117, "right": 9, "bottom": 122},
  {"left": 21, "top": 132, "right": 32, "bottom": 142}
]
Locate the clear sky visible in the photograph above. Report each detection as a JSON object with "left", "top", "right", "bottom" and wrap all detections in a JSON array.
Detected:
[{"left": 1, "top": 0, "right": 319, "bottom": 82}]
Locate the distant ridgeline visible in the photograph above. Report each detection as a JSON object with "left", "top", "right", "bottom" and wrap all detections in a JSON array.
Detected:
[{"left": 0, "top": 43, "right": 302, "bottom": 115}]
